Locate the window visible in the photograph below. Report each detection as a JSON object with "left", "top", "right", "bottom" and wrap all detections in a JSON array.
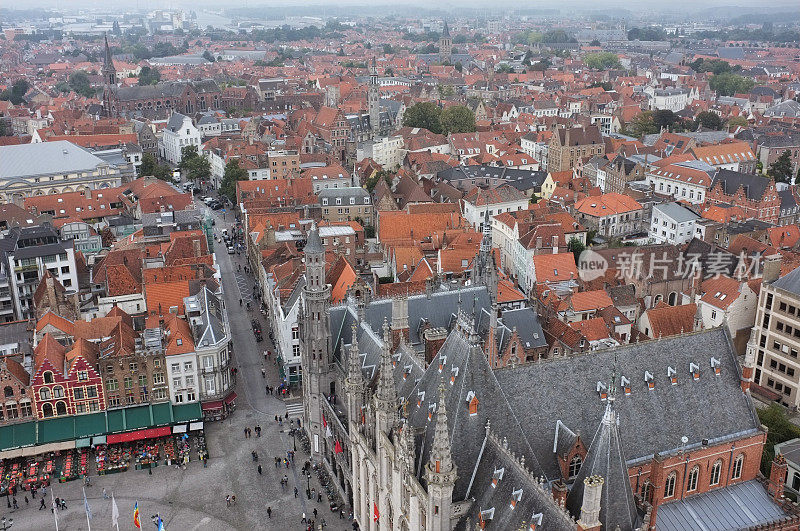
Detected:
[
  {"left": 174, "top": 393, "right": 184, "bottom": 404},
  {"left": 43, "top": 372, "right": 54, "bottom": 384},
  {"left": 77, "top": 371, "right": 88, "bottom": 382},
  {"left": 154, "top": 359, "right": 161, "bottom": 368},
  {"left": 186, "top": 391, "right": 196, "bottom": 401},
  {"left": 20, "top": 401, "right": 31, "bottom": 417},
  {"left": 53, "top": 386, "right": 64, "bottom": 398},
  {"left": 107, "top": 378, "right": 118, "bottom": 391},
  {"left": 569, "top": 456, "right": 582, "bottom": 479},
  {"left": 185, "top": 375, "right": 194, "bottom": 387},
  {"left": 664, "top": 472, "right": 676, "bottom": 498},
  {"left": 5, "top": 403, "right": 17, "bottom": 419},
  {"left": 173, "top": 378, "right": 182, "bottom": 389},
  {"left": 184, "top": 362, "right": 193, "bottom": 372},
  {"left": 86, "top": 386, "right": 97, "bottom": 398},
  {"left": 129, "top": 362, "right": 138, "bottom": 372},
  {"left": 171, "top": 363, "right": 180, "bottom": 373},
  {"left": 205, "top": 377, "right": 216, "bottom": 395},
  {"left": 138, "top": 375, "right": 147, "bottom": 388},
  {"left": 732, "top": 454, "right": 744, "bottom": 480},
  {"left": 153, "top": 373, "right": 165, "bottom": 385},
  {"left": 124, "top": 377, "right": 133, "bottom": 389},
  {"left": 687, "top": 466, "right": 699, "bottom": 492},
  {"left": 73, "top": 387, "right": 84, "bottom": 400},
  {"left": 203, "top": 356, "right": 213, "bottom": 369}
]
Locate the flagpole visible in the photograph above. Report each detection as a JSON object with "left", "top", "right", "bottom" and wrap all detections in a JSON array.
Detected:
[
  {"left": 50, "top": 490, "right": 59, "bottom": 531},
  {"left": 83, "top": 487, "right": 92, "bottom": 531},
  {"left": 112, "top": 492, "right": 120, "bottom": 531}
]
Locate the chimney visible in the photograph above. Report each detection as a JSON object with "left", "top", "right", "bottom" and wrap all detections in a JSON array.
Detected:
[
  {"left": 536, "top": 236, "right": 542, "bottom": 249},
  {"left": 762, "top": 253, "right": 782, "bottom": 284},
  {"left": 552, "top": 234, "right": 559, "bottom": 249},
  {"left": 192, "top": 239, "right": 201, "bottom": 257},
  {"left": 768, "top": 454, "right": 788, "bottom": 501},
  {"left": 577, "top": 475, "right": 604, "bottom": 531},
  {"left": 551, "top": 479, "right": 568, "bottom": 508}
]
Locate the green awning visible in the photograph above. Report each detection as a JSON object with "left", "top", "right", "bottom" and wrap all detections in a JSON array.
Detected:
[
  {"left": 37, "top": 417, "right": 75, "bottom": 444},
  {"left": 14, "top": 422, "right": 36, "bottom": 448},
  {"left": 125, "top": 405, "right": 151, "bottom": 430},
  {"left": 106, "top": 409, "right": 125, "bottom": 433},
  {"left": 151, "top": 402, "right": 173, "bottom": 426},
  {"left": 172, "top": 402, "right": 202, "bottom": 423},
  {"left": 74, "top": 413, "right": 107, "bottom": 438}
]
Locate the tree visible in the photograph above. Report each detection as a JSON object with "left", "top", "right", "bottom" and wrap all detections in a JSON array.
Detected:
[
  {"left": 567, "top": 237, "right": 585, "bottom": 264},
  {"left": 709, "top": 72, "right": 755, "bottom": 96},
  {"left": 626, "top": 111, "right": 658, "bottom": 138},
  {"left": 758, "top": 404, "right": 800, "bottom": 475},
  {"left": 627, "top": 27, "right": 666, "bottom": 41},
  {"left": 220, "top": 159, "right": 248, "bottom": 202},
  {"left": 583, "top": 52, "right": 620, "bottom": 70},
  {"left": 138, "top": 66, "right": 161, "bottom": 86},
  {"left": 179, "top": 145, "right": 199, "bottom": 169},
  {"left": 589, "top": 39, "right": 601, "bottom": 47},
  {"left": 68, "top": 71, "right": 95, "bottom": 98},
  {"left": 365, "top": 169, "right": 393, "bottom": 193},
  {"left": 495, "top": 63, "right": 514, "bottom": 74},
  {"left": 402, "top": 102, "right": 443, "bottom": 134},
  {"left": 726, "top": 116, "right": 749, "bottom": 130},
  {"left": 0, "top": 80, "right": 30, "bottom": 105},
  {"left": 769, "top": 150, "right": 793, "bottom": 183},
  {"left": 202, "top": 50, "right": 216, "bottom": 62},
  {"left": 383, "top": 43, "right": 394, "bottom": 54},
  {"left": 440, "top": 106, "right": 476, "bottom": 135},
  {"left": 695, "top": 111, "right": 723, "bottom": 131},
  {"left": 652, "top": 109, "right": 677, "bottom": 131},
  {"left": 112, "top": 21, "right": 121, "bottom": 36},
  {"left": 139, "top": 153, "right": 170, "bottom": 180}
]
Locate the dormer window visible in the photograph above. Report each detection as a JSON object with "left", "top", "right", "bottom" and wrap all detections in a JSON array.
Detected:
[
  {"left": 322, "top": 198, "right": 328, "bottom": 206},
  {"left": 466, "top": 391, "right": 478, "bottom": 416},
  {"left": 645, "top": 370, "right": 654, "bottom": 390},
  {"left": 479, "top": 507, "right": 495, "bottom": 529},
  {"left": 621, "top": 376, "right": 631, "bottom": 396},
  {"left": 668, "top": 366, "right": 677, "bottom": 385},
  {"left": 427, "top": 402, "right": 437, "bottom": 421},
  {"left": 689, "top": 362, "right": 700, "bottom": 381},
  {"left": 710, "top": 357, "right": 721, "bottom": 376},
  {"left": 597, "top": 381, "right": 607, "bottom": 401},
  {"left": 450, "top": 366, "right": 459, "bottom": 384},
  {"left": 417, "top": 390, "right": 425, "bottom": 407},
  {"left": 491, "top": 467, "right": 504, "bottom": 488},
  {"left": 510, "top": 488, "right": 523, "bottom": 509}
]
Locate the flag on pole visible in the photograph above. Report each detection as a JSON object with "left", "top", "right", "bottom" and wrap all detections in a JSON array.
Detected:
[
  {"left": 111, "top": 494, "right": 120, "bottom": 529},
  {"left": 326, "top": 424, "right": 332, "bottom": 438},
  {"left": 334, "top": 439, "right": 343, "bottom": 454},
  {"left": 322, "top": 415, "right": 327, "bottom": 428},
  {"left": 156, "top": 515, "right": 166, "bottom": 531},
  {"left": 373, "top": 502, "right": 380, "bottom": 522},
  {"left": 51, "top": 490, "right": 59, "bottom": 524},
  {"left": 133, "top": 501, "right": 141, "bottom": 529}
]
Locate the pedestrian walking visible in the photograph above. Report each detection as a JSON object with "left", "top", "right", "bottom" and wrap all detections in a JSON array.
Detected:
[
  {"left": 267, "top": 506, "right": 272, "bottom": 518},
  {"left": 313, "top": 508, "right": 318, "bottom": 519},
  {"left": 258, "top": 464, "right": 262, "bottom": 475},
  {"left": 102, "top": 487, "right": 109, "bottom": 499},
  {"left": 302, "top": 512, "right": 306, "bottom": 523},
  {"left": 39, "top": 498, "right": 45, "bottom": 510},
  {"left": 294, "top": 486, "right": 298, "bottom": 498},
  {"left": 12, "top": 497, "right": 17, "bottom": 509},
  {"left": 339, "top": 509, "right": 344, "bottom": 519},
  {"left": 285, "top": 412, "right": 289, "bottom": 419},
  {"left": 24, "top": 495, "right": 28, "bottom": 505},
  {"left": 317, "top": 492, "right": 322, "bottom": 503},
  {"left": 275, "top": 457, "right": 279, "bottom": 468},
  {"left": 226, "top": 495, "right": 231, "bottom": 507},
  {"left": 261, "top": 368, "right": 266, "bottom": 378},
  {"left": 231, "top": 495, "right": 236, "bottom": 506}
]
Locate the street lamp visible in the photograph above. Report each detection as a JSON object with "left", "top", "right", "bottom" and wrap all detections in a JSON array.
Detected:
[
  {"left": 0, "top": 516, "right": 13, "bottom": 530},
  {"left": 292, "top": 430, "right": 297, "bottom": 452},
  {"left": 306, "top": 472, "right": 312, "bottom": 499}
]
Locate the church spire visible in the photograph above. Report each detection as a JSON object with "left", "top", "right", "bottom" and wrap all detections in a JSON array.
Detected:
[
  {"left": 375, "top": 319, "right": 398, "bottom": 431},
  {"left": 427, "top": 383, "right": 455, "bottom": 479}
]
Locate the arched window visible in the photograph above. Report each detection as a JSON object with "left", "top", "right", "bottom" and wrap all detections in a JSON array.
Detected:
[
  {"left": 43, "top": 372, "right": 54, "bottom": 384},
  {"left": 39, "top": 388, "right": 51, "bottom": 400},
  {"left": 668, "top": 292, "right": 678, "bottom": 306},
  {"left": 55, "top": 401, "right": 67, "bottom": 416},
  {"left": 710, "top": 460, "right": 722, "bottom": 486},
  {"left": 732, "top": 454, "right": 744, "bottom": 480},
  {"left": 664, "top": 472, "right": 676, "bottom": 498},
  {"left": 569, "top": 456, "right": 582, "bottom": 479},
  {"left": 4, "top": 386, "right": 13, "bottom": 398},
  {"left": 42, "top": 403, "right": 54, "bottom": 418},
  {"left": 687, "top": 466, "right": 699, "bottom": 492},
  {"left": 53, "top": 386, "right": 64, "bottom": 398},
  {"left": 642, "top": 482, "right": 653, "bottom": 503}
]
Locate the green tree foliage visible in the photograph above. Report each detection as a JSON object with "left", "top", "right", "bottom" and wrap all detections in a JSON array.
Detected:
[
  {"left": 589, "top": 39, "right": 601, "bottom": 47},
  {"left": 567, "top": 237, "right": 585, "bottom": 264},
  {"left": 529, "top": 57, "right": 551, "bottom": 72},
  {"left": 652, "top": 109, "right": 678, "bottom": 131},
  {"left": 440, "top": 106, "right": 476, "bottom": 135},
  {"left": 709, "top": 73, "right": 755, "bottom": 96},
  {"left": 138, "top": 66, "right": 161, "bottom": 86},
  {"left": 769, "top": 150, "right": 794, "bottom": 184},
  {"left": 583, "top": 52, "right": 620, "bottom": 69},
  {"left": 68, "top": 71, "right": 95, "bottom": 98},
  {"left": 758, "top": 404, "right": 800, "bottom": 475},
  {"left": 495, "top": 63, "right": 514, "bottom": 73},
  {"left": 689, "top": 58, "right": 734, "bottom": 75},
  {"left": 588, "top": 81, "right": 612, "bottom": 91},
  {"left": 139, "top": 153, "right": 171, "bottom": 180},
  {"left": 220, "top": 159, "right": 248, "bottom": 202},
  {"left": 726, "top": 116, "right": 749, "bottom": 130},
  {"left": 0, "top": 80, "right": 30, "bottom": 105},
  {"left": 512, "top": 30, "right": 543, "bottom": 45},
  {"left": 627, "top": 27, "right": 667, "bottom": 41},
  {"left": 112, "top": 21, "right": 121, "bottom": 36},
  {"left": 180, "top": 146, "right": 211, "bottom": 184},
  {"left": 541, "top": 30, "right": 576, "bottom": 43},
  {"left": 625, "top": 111, "right": 658, "bottom": 138},
  {"left": 402, "top": 102, "right": 443, "bottom": 134},
  {"left": 383, "top": 43, "right": 395, "bottom": 54},
  {"left": 202, "top": 50, "right": 216, "bottom": 62},
  {"left": 364, "top": 170, "right": 394, "bottom": 193},
  {"left": 695, "top": 111, "right": 723, "bottom": 131}
]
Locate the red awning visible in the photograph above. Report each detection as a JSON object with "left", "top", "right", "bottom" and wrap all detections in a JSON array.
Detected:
[
  {"left": 201, "top": 400, "right": 223, "bottom": 411},
  {"left": 106, "top": 426, "right": 172, "bottom": 444},
  {"left": 224, "top": 391, "right": 237, "bottom": 405}
]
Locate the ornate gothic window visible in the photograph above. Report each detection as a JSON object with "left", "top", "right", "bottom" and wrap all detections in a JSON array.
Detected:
[
  {"left": 569, "top": 455, "right": 582, "bottom": 479},
  {"left": 664, "top": 472, "right": 676, "bottom": 498},
  {"left": 710, "top": 460, "right": 722, "bottom": 486},
  {"left": 732, "top": 454, "right": 744, "bottom": 480},
  {"left": 687, "top": 466, "right": 699, "bottom": 492}
]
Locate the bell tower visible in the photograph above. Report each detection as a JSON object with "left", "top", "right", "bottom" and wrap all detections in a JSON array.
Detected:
[
  {"left": 301, "top": 222, "right": 333, "bottom": 457},
  {"left": 101, "top": 34, "right": 118, "bottom": 117}
]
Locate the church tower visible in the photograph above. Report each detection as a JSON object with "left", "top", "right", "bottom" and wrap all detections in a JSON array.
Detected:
[
  {"left": 101, "top": 34, "right": 118, "bottom": 118},
  {"left": 472, "top": 208, "right": 499, "bottom": 303},
  {"left": 425, "top": 384, "right": 456, "bottom": 531},
  {"left": 301, "top": 222, "right": 333, "bottom": 457},
  {"left": 439, "top": 21, "right": 453, "bottom": 64},
  {"left": 368, "top": 56, "right": 381, "bottom": 140}
]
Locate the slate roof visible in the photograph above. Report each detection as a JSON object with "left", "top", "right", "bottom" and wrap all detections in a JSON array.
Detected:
[
  {"left": 772, "top": 265, "right": 800, "bottom": 297},
  {"left": 0, "top": 141, "right": 108, "bottom": 180},
  {"left": 493, "top": 328, "right": 760, "bottom": 479},
  {"left": 712, "top": 169, "right": 771, "bottom": 201}
]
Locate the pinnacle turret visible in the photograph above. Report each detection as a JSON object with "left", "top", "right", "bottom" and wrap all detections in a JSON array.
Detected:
[
  {"left": 375, "top": 319, "right": 398, "bottom": 411},
  {"left": 427, "top": 383, "right": 455, "bottom": 480}
]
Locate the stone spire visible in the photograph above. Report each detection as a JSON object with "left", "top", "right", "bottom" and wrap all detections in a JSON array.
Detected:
[
  {"left": 102, "top": 33, "right": 116, "bottom": 85},
  {"left": 375, "top": 319, "right": 398, "bottom": 427},
  {"left": 565, "top": 390, "right": 638, "bottom": 531},
  {"left": 399, "top": 416, "right": 416, "bottom": 472},
  {"left": 346, "top": 322, "right": 364, "bottom": 387},
  {"left": 472, "top": 207, "right": 498, "bottom": 303},
  {"left": 480, "top": 207, "right": 492, "bottom": 255},
  {"left": 427, "top": 383, "right": 455, "bottom": 479}
]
